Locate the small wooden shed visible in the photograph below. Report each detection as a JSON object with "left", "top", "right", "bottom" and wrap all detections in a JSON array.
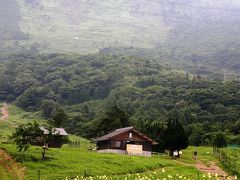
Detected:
[
  {"left": 94, "top": 127, "right": 158, "bottom": 157},
  {"left": 40, "top": 127, "right": 68, "bottom": 148}
]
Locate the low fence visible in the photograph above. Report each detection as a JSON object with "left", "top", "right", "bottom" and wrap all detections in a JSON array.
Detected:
[
  {"left": 68, "top": 140, "right": 81, "bottom": 148},
  {"left": 213, "top": 147, "right": 239, "bottom": 176},
  {"left": 68, "top": 140, "right": 95, "bottom": 150}
]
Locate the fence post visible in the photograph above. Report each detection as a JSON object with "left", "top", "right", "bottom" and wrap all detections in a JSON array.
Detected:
[
  {"left": 84, "top": 170, "right": 87, "bottom": 178},
  {"left": 38, "top": 170, "right": 40, "bottom": 180},
  {"left": 234, "top": 160, "right": 237, "bottom": 172}
]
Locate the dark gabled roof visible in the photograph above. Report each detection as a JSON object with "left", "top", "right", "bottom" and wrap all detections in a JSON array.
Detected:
[
  {"left": 40, "top": 127, "right": 68, "bottom": 136},
  {"left": 93, "top": 126, "right": 158, "bottom": 145}
]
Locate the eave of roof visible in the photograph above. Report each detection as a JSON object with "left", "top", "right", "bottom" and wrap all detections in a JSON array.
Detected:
[
  {"left": 40, "top": 127, "right": 68, "bottom": 136},
  {"left": 93, "top": 127, "right": 158, "bottom": 145}
]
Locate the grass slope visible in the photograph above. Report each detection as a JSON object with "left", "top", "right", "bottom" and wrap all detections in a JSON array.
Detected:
[
  {"left": 0, "top": 143, "right": 229, "bottom": 180},
  {"left": 0, "top": 166, "right": 13, "bottom": 180},
  {"left": 219, "top": 147, "right": 240, "bottom": 176},
  {"left": 0, "top": 104, "right": 47, "bottom": 142}
]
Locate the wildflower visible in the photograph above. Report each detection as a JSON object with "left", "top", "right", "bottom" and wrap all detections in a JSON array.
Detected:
[
  {"left": 162, "top": 168, "right": 165, "bottom": 173},
  {"left": 215, "top": 173, "right": 218, "bottom": 177},
  {"left": 167, "top": 175, "right": 173, "bottom": 178},
  {"left": 234, "top": 175, "right": 238, "bottom": 180}
]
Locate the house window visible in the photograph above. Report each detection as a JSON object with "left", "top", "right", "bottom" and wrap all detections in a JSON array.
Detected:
[
  {"left": 129, "top": 133, "right": 132, "bottom": 138},
  {"left": 111, "top": 141, "right": 121, "bottom": 148}
]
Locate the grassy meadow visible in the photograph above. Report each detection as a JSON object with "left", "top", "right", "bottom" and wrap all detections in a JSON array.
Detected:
[
  {"left": 217, "top": 147, "right": 240, "bottom": 176},
  {"left": 0, "top": 166, "right": 12, "bottom": 180},
  {"left": 0, "top": 143, "right": 228, "bottom": 180},
  {"left": 0, "top": 104, "right": 47, "bottom": 143},
  {"left": 0, "top": 104, "right": 239, "bottom": 179}
]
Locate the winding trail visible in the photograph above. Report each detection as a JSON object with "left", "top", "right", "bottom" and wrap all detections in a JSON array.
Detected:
[
  {"left": 0, "top": 103, "right": 17, "bottom": 128},
  {"left": 0, "top": 103, "right": 25, "bottom": 179},
  {"left": 174, "top": 159, "right": 235, "bottom": 179},
  {"left": 195, "top": 160, "right": 234, "bottom": 179},
  {"left": 0, "top": 103, "right": 9, "bottom": 121},
  {"left": 0, "top": 149, "right": 25, "bottom": 180}
]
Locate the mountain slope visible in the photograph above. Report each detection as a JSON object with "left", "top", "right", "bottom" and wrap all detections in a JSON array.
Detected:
[
  {"left": 1, "top": 0, "right": 240, "bottom": 74},
  {"left": 2, "top": 0, "right": 169, "bottom": 53},
  {"left": 1, "top": 53, "right": 240, "bottom": 145}
]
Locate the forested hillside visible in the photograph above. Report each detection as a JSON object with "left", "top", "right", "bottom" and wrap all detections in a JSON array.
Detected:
[{"left": 0, "top": 53, "right": 239, "bottom": 146}]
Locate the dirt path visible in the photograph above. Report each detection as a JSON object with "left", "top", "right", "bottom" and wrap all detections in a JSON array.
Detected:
[
  {"left": 0, "top": 103, "right": 9, "bottom": 121},
  {"left": 0, "top": 103, "right": 17, "bottom": 128},
  {"left": 0, "top": 149, "right": 25, "bottom": 180},
  {"left": 0, "top": 104, "right": 25, "bottom": 179},
  {"left": 195, "top": 160, "right": 234, "bottom": 179}
]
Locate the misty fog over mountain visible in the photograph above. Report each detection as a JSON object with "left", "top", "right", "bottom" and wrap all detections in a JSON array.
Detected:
[{"left": 1, "top": 0, "right": 240, "bottom": 76}]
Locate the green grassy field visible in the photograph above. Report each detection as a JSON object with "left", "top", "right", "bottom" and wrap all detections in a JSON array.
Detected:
[
  {"left": 216, "top": 147, "right": 240, "bottom": 176},
  {"left": 0, "top": 143, "right": 227, "bottom": 180},
  {"left": 0, "top": 165, "right": 13, "bottom": 180},
  {"left": 0, "top": 104, "right": 238, "bottom": 179},
  {"left": 0, "top": 104, "right": 47, "bottom": 143}
]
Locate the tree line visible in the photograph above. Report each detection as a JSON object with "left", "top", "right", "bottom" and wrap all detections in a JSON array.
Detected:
[{"left": 0, "top": 52, "right": 240, "bottom": 147}]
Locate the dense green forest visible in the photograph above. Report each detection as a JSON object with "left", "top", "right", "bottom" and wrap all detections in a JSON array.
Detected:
[{"left": 0, "top": 52, "right": 239, "bottom": 146}]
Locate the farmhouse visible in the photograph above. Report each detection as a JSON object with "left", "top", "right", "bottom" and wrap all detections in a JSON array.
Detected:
[
  {"left": 94, "top": 127, "right": 158, "bottom": 157},
  {"left": 40, "top": 127, "right": 68, "bottom": 148}
]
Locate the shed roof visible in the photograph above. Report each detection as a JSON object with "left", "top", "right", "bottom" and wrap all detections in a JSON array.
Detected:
[
  {"left": 94, "top": 126, "right": 158, "bottom": 145},
  {"left": 40, "top": 127, "right": 68, "bottom": 136}
]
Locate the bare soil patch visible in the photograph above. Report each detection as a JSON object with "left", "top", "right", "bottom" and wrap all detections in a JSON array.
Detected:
[
  {"left": 0, "top": 149, "right": 25, "bottom": 180},
  {"left": 195, "top": 160, "right": 234, "bottom": 179},
  {"left": 0, "top": 103, "right": 9, "bottom": 121},
  {"left": 0, "top": 103, "right": 17, "bottom": 128}
]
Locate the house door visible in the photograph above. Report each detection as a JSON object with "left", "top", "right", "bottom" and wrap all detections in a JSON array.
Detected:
[{"left": 126, "top": 144, "right": 143, "bottom": 155}]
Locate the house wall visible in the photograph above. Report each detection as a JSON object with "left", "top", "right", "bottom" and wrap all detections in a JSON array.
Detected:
[
  {"left": 98, "top": 149, "right": 152, "bottom": 157},
  {"left": 96, "top": 130, "right": 153, "bottom": 152}
]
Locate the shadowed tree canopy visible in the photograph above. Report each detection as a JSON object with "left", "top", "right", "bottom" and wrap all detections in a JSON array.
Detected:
[
  {"left": 212, "top": 132, "right": 228, "bottom": 148},
  {"left": 11, "top": 122, "right": 69, "bottom": 154},
  {"left": 95, "top": 105, "right": 131, "bottom": 137},
  {"left": 0, "top": 53, "right": 240, "bottom": 145},
  {"left": 11, "top": 122, "right": 44, "bottom": 151},
  {"left": 51, "top": 106, "right": 68, "bottom": 128},
  {"left": 163, "top": 110, "right": 189, "bottom": 156}
]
